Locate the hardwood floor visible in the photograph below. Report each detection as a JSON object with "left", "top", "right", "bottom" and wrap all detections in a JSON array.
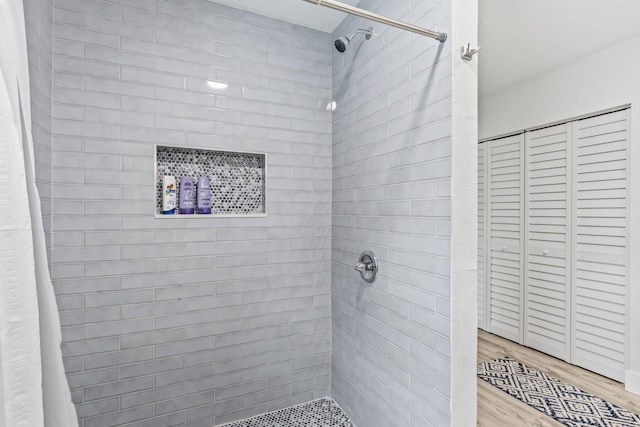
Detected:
[{"left": 477, "top": 329, "right": 640, "bottom": 426}]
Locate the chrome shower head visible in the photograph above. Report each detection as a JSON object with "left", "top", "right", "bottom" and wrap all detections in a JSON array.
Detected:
[
  {"left": 334, "top": 36, "right": 350, "bottom": 53},
  {"left": 334, "top": 27, "right": 373, "bottom": 53}
]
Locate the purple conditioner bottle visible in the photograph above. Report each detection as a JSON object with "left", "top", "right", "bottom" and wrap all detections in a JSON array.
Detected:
[
  {"left": 197, "top": 176, "right": 212, "bottom": 214},
  {"left": 179, "top": 177, "right": 195, "bottom": 214}
]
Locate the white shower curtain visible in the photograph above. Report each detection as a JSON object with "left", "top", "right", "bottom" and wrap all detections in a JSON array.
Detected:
[{"left": 0, "top": 1, "right": 78, "bottom": 425}]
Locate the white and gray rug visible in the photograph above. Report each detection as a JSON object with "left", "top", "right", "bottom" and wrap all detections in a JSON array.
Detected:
[
  {"left": 478, "top": 357, "right": 640, "bottom": 426},
  {"left": 216, "top": 398, "right": 354, "bottom": 427}
]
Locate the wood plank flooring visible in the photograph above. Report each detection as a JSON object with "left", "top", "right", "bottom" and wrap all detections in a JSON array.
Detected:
[{"left": 477, "top": 329, "right": 640, "bottom": 426}]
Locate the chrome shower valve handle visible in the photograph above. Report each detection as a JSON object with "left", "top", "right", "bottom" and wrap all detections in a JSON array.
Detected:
[
  {"left": 354, "top": 262, "right": 372, "bottom": 273},
  {"left": 354, "top": 250, "right": 378, "bottom": 283}
]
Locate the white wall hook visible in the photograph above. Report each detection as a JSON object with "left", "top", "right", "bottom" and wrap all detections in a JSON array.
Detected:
[{"left": 461, "top": 43, "right": 481, "bottom": 61}]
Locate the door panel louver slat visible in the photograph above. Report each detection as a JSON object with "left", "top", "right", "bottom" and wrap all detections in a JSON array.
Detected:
[
  {"left": 489, "top": 134, "right": 523, "bottom": 342},
  {"left": 572, "top": 110, "right": 628, "bottom": 382},
  {"left": 525, "top": 124, "right": 571, "bottom": 360},
  {"left": 478, "top": 143, "right": 487, "bottom": 329}
]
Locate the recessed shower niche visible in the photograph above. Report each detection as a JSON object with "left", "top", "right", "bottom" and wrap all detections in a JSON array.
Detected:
[{"left": 154, "top": 145, "right": 266, "bottom": 217}]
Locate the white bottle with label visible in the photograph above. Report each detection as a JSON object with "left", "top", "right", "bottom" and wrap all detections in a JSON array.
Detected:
[{"left": 162, "top": 176, "right": 176, "bottom": 214}]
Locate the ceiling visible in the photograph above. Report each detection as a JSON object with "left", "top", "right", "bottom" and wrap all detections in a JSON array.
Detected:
[
  {"left": 211, "top": 1, "right": 640, "bottom": 97},
  {"left": 478, "top": 0, "right": 640, "bottom": 96}
]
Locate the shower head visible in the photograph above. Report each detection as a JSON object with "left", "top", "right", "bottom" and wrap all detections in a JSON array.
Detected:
[{"left": 334, "top": 27, "right": 373, "bottom": 53}]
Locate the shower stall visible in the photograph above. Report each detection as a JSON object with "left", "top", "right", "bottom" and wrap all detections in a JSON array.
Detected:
[{"left": 17, "top": 0, "right": 478, "bottom": 425}]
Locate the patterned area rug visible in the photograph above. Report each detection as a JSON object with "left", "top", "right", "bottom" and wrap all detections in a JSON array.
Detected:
[
  {"left": 478, "top": 357, "right": 640, "bottom": 426},
  {"left": 216, "top": 397, "right": 354, "bottom": 427}
]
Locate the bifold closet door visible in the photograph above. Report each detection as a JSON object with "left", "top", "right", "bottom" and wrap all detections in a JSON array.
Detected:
[
  {"left": 478, "top": 143, "right": 487, "bottom": 330},
  {"left": 524, "top": 125, "right": 571, "bottom": 361},
  {"left": 571, "top": 110, "right": 629, "bottom": 382},
  {"left": 488, "top": 134, "right": 524, "bottom": 343}
]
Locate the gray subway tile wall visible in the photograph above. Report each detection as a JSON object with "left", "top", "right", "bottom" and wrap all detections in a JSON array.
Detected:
[
  {"left": 50, "top": 1, "right": 332, "bottom": 425},
  {"left": 22, "top": 0, "right": 459, "bottom": 425},
  {"left": 330, "top": 0, "right": 453, "bottom": 425},
  {"left": 25, "top": 0, "right": 54, "bottom": 257}
]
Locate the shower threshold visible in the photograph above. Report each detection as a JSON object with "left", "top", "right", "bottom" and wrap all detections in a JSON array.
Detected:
[{"left": 215, "top": 397, "right": 354, "bottom": 427}]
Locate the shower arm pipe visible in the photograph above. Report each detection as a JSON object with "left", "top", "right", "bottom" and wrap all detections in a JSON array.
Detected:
[{"left": 303, "top": 0, "right": 447, "bottom": 42}]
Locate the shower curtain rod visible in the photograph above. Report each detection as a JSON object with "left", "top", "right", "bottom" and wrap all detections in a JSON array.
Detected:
[{"left": 302, "top": 0, "right": 447, "bottom": 42}]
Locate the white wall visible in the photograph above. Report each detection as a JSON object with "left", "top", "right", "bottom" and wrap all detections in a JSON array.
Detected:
[
  {"left": 479, "top": 34, "right": 640, "bottom": 394},
  {"left": 451, "top": 0, "right": 479, "bottom": 423}
]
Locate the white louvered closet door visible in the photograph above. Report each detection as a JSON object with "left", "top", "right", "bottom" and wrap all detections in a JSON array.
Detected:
[
  {"left": 478, "top": 143, "right": 487, "bottom": 330},
  {"left": 488, "top": 134, "right": 524, "bottom": 343},
  {"left": 524, "top": 124, "right": 571, "bottom": 361},
  {"left": 571, "top": 110, "right": 629, "bottom": 382}
]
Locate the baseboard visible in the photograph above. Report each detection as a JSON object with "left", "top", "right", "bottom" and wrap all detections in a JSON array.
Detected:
[{"left": 625, "top": 369, "right": 640, "bottom": 395}]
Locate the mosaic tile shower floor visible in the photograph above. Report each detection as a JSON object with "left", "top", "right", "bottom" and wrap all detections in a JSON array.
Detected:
[{"left": 216, "top": 398, "right": 355, "bottom": 427}]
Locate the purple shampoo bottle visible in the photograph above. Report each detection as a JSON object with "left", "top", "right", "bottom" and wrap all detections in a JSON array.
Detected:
[
  {"left": 179, "top": 177, "right": 195, "bottom": 214},
  {"left": 197, "top": 176, "right": 212, "bottom": 214}
]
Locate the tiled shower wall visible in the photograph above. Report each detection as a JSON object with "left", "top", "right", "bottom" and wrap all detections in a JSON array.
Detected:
[
  {"left": 331, "top": 0, "right": 453, "bottom": 425},
  {"left": 50, "top": 1, "right": 332, "bottom": 425},
  {"left": 25, "top": 0, "right": 54, "bottom": 257}
]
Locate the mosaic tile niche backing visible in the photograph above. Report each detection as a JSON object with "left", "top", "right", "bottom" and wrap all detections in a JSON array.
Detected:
[{"left": 155, "top": 146, "right": 266, "bottom": 216}]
